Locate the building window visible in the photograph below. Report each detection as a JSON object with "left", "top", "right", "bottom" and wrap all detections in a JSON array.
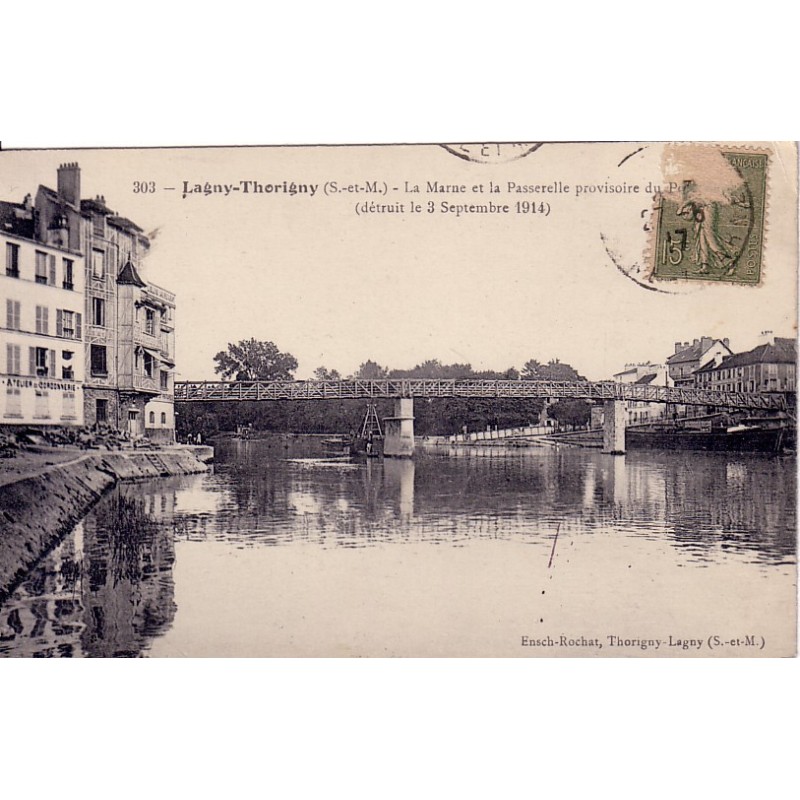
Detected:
[
  {"left": 161, "top": 412, "right": 167, "bottom": 425},
  {"left": 33, "top": 347, "right": 51, "bottom": 377},
  {"left": 92, "top": 297, "right": 105, "bottom": 327},
  {"left": 6, "top": 299, "right": 21, "bottom": 330},
  {"left": 92, "top": 249, "right": 105, "bottom": 278},
  {"left": 96, "top": 398, "right": 108, "bottom": 423},
  {"left": 6, "top": 343, "right": 21, "bottom": 375},
  {"left": 145, "top": 308, "right": 155, "bottom": 336},
  {"left": 61, "top": 392, "right": 76, "bottom": 420},
  {"left": 62, "top": 349, "right": 74, "bottom": 379},
  {"left": 160, "top": 370, "right": 169, "bottom": 390},
  {"left": 4, "top": 387, "right": 22, "bottom": 418},
  {"left": 57, "top": 309, "right": 74, "bottom": 338},
  {"left": 35, "top": 251, "right": 48, "bottom": 283},
  {"left": 63, "top": 259, "right": 74, "bottom": 290},
  {"left": 56, "top": 308, "right": 83, "bottom": 339},
  {"left": 149, "top": 411, "right": 155, "bottom": 424},
  {"left": 91, "top": 344, "right": 108, "bottom": 376},
  {"left": 143, "top": 351, "right": 154, "bottom": 378},
  {"left": 35, "top": 305, "right": 49, "bottom": 335},
  {"left": 5, "top": 243, "right": 20, "bottom": 277},
  {"left": 93, "top": 215, "right": 105, "bottom": 237}
]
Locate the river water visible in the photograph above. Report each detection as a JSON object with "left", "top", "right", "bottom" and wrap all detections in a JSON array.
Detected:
[{"left": 0, "top": 437, "right": 796, "bottom": 657}]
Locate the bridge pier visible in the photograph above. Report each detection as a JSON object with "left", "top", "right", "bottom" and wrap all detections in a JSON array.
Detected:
[
  {"left": 602, "top": 400, "right": 626, "bottom": 455},
  {"left": 383, "top": 398, "right": 415, "bottom": 457}
]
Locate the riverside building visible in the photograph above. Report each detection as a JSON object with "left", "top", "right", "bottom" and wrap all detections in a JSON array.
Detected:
[
  {"left": 1, "top": 163, "right": 176, "bottom": 440},
  {"left": 1, "top": 196, "right": 86, "bottom": 426},
  {"left": 693, "top": 333, "right": 796, "bottom": 399}
]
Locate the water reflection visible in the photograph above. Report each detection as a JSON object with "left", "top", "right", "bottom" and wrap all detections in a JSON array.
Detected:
[
  {"left": 0, "top": 437, "right": 795, "bottom": 657},
  {"left": 163, "top": 441, "right": 794, "bottom": 564},
  {"left": 0, "top": 484, "right": 178, "bottom": 657}
]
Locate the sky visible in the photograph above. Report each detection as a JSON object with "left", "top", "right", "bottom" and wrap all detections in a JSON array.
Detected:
[{"left": 1, "top": 142, "right": 796, "bottom": 382}]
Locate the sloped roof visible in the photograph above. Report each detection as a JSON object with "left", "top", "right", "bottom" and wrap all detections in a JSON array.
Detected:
[
  {"left": 107, "top": 215, "right": 144, "bottom": 234},
  {"left": 698, "top": 339, "right": 796, "bottom": 373},
  {"left": 0, "top": 200, "right": 34, "bottom": 239},
  {"left": 634, "top": 373, "right": 658, "bottom": 385},
  {"left": 117, "top": 259, "right": 146, "bottom": 287},
  {"left": 38, "top": 184, "right": 83, "bottom": 214},
  {"left": 666, "top": 338, "right": 727, "bottom": 365},
  {"left": 81, "top": 197, "right": 115, "bottom": 216}
]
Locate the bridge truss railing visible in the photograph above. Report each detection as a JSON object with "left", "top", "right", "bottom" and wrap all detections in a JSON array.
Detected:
[{"left": 174, "top": 379, "right": 786, "bottom": 411}]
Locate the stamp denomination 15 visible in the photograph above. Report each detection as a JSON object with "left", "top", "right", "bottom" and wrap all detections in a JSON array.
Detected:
[{"left": 652, "top": 147, "right": 768, "bottom": 285}]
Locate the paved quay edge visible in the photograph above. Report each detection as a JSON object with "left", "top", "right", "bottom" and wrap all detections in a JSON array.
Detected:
[{"left": 0, "top": 447, "right": 212, "bottom": 601}]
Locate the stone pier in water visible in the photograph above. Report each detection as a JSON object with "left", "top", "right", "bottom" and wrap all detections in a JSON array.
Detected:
[
  {"left": 383, "top": 398, "right": 415, "bottom": 457},
  {"left": 603, "top": 400, "right": 626, "bottom": 455}
]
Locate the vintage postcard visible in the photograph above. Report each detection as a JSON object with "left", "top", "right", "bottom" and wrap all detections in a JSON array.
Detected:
[{"left": 0, "top": 141, "right": 796, "bottom": 657}]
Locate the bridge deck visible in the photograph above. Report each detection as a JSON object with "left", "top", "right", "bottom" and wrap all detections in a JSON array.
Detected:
[{"left": 174, "top": 379, "right": 786, "bottom": 411}]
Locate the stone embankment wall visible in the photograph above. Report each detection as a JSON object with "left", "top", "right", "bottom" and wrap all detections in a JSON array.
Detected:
[{"left": 0, "top": 448, "right": 210, "bottom": 601}]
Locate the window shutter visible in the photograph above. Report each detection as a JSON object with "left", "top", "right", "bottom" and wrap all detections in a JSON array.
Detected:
[
  {"left": 14, "top": 301, "right": 19, "bottom": 329},
  {"left": 49, "top": 254, "right": 56, "bottom": 285},
  {"left": 29, "top": 347, "right": 35, "bottom": 376},
  {"left": 56, "top": 309, "right": 63, "bottom": 337},
  {"left": 42, "top": 307, "right": 49, "bottom": 335},
  {"left": 6, "top": 343, "right": 11, "bottom": 374},
  {"left": 35, "top": 306, "right": 42, "bottom": 333},
  {"left": 49, "top": 350, "right": 56, "bottom": 377},
  {"left": 6, "top": 299, "right": 12, "bottom": 329},
  {"left": 75, "top": 313, "right": 82, "bottom": 340}
]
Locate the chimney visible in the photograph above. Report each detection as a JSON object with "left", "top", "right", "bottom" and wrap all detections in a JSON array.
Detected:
[
  {"left": 723, "top": 337, "right": 730, "bottom": 348},
  {"left": 674, "top": 341, "right": 683, "bottom": 354},
  {"left": 700, "top": 336, "right": 713, "bottom": 350},
  {"left": 692, "top": 338, "right": 699, "bottom": 347},
  {"left": 23, "top": 193, "right": 33, "bottom": 211},
  {"left": 759, "top": 330, "right": 775, "bottom": 346},
  {"left": 57, "top": 162, "right": 81, "bottom": 207}
]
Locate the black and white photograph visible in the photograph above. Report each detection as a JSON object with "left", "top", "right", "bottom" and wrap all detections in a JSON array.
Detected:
[{"left": 0, "top": 141, "right": 796, "bottom": 657}]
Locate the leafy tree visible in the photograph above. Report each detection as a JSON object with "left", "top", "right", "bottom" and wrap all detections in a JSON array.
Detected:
[
  {"left": 473, "top": 366, "right": 520, "bottom": 380},
  {"left": 213, "top": 339, "right": 298, "bottom": 381},
  {"left": 389, "top": 360, "right": 474, "bottom": 379},
  {"left": 521, "top": 358, "right": 585, "bottom": 382},
  {"left": 549, "top": 399, "right": 591, "bottom": 427},
  {"left": 521, "top": 358, "right": 543, "bottom": 380},
  {"left": 355, "top": 360, "right": 388, "bottom": 379},
  {"left": 314, "top": 366, "right": 341, "bottom": 380}
]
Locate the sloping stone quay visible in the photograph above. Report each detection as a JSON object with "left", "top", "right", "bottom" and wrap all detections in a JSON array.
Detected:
[{"left": 0, "top": 446, "right": 212, "bottom": 601}]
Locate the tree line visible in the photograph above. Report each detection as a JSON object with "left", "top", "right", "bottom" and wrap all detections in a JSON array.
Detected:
[{"left": 176, "top": 339, "right": 591, "bottom": 439}]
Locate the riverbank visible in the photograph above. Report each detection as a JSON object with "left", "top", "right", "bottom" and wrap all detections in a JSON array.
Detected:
[
  {"left": 417, "top": 430, "right": 603, "bottom": 449},
  {"left": 0, "top": 445, "right": 212, "bottom": 601}
]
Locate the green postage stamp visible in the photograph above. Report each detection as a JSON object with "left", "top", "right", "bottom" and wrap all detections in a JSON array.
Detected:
[{"left": 652, "top": 146, "right": 769, "bottom": 285}]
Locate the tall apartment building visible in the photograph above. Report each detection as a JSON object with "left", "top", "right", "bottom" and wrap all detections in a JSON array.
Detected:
[
  {"left": 1, "top": 196, "right": 86, "bottom": 426},
  {"left": 1, "top": 163, "right": 175, "bottom": 440}
]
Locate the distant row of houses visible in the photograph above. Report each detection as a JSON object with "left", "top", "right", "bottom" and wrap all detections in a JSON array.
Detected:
[
  {"left": 610, "top": 332, "right": 796, "bottom": 425},
  {"left": 1, "top": 163, "right": 176, "bottom": 441}
]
